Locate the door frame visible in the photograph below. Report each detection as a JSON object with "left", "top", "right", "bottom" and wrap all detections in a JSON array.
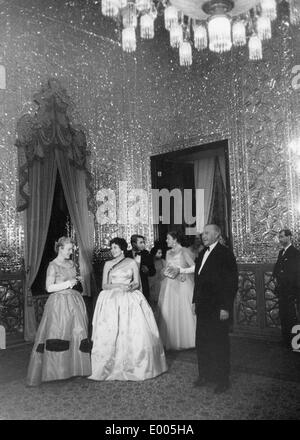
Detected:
[{"left": 150, "top": 138, "right": 232, "bottom": 249}]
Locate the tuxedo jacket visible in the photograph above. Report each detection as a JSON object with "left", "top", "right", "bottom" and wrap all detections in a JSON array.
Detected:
[
  {"left": 126, "top": 249, "right": 156, "bottom": 299},
  {"left": 193, "top": 242, "right": 238, "bottom": 320},
  {"left": 273, "top": 245, "right": 300, "bottom": 298}
]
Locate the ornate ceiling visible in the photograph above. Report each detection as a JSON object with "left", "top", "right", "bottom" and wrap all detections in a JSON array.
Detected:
[{"left": 170, "top": 0, "right": 260, "bottom": 20}]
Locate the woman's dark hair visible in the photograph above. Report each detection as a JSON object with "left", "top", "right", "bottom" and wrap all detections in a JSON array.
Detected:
[
  {"left": 110, "top": 237, "right": 128, "bottom": 253},
  {"left": 167, "top": 230, "right": 183, "bottom": 244},
  {"left": 150, "top": 244, "right": 163, "bottom": 258},
  {"left": 150, "top": 240, "right": 167, "bottom": 258},
  {"left": 181, "top": 235, "right": 194, "bottom": 247},
  {"left": 54, "top": 236, "right": 74, "bottom": 254}
]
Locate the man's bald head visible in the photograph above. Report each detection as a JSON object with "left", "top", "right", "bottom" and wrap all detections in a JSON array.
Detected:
[{"left": 202, "top": 224, "right": 221, "bottom": 246}]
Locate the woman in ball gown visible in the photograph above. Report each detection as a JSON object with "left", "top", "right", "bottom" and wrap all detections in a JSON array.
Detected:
[
  {"left": 27, "top": 237, "right": 91, "bottom": 386},
  {"left": 89, "top": 237, "right": 167, "bottom": 381},
  {"left": 149, "top": 243, "right": 166, "bottom": 319},
  {"left": 157, "top": 231, "right": 196, "bottom": 350}
]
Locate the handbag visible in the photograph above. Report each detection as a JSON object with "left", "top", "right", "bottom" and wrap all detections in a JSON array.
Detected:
[{"left": 163, "top": 266, "right": 186, "bottom": 282}]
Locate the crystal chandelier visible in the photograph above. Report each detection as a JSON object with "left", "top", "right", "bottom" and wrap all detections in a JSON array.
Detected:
[{"left": 100, "top": 0, "right": 300, "bottom": 66}]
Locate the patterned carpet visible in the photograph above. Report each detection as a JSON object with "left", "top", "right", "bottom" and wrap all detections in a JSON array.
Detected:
[{"left": 0, "top": 337, "right": 299, "bottom": 420}]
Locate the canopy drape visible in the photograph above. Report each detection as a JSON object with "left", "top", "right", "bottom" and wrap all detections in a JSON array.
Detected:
[{"left": 15, "top": 79, "right": 95, "bottom": 341}]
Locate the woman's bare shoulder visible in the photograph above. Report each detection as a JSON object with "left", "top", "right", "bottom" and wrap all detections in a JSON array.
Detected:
[
  {"left": 104, "top": 260, "right": 114, "bottom": 268},
  {"left": 46, "top": 261, "right": 56, "bottom": 275},
  {"left": 49, "top": 259, "right": 74, "bottom": 269},
  {"left": 181, "top": 247, "right": 189, "bottom": 255}
]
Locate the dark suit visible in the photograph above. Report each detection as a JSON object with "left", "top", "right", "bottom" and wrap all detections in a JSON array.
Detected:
[
  {"left": 193, "top": 242, "right": 238, "bottom": 385},
  {"left": 273, "top": 245, "right": 300, "bottom": 345},
  {"left": 126, "top": 249, "right": 155, "bottom": 301}
]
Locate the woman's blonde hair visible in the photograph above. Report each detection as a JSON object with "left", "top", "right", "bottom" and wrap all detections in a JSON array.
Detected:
[{"left": 54, "top": 236, "right": 74, "bottom": 254}]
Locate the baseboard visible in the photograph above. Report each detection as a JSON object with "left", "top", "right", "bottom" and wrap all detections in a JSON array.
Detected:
[
  {"left": 231, "top": 329, "right": 281, "bottom": 342},
  {"left": 5, "top": 333, "right": 27, "bottom": 348}
]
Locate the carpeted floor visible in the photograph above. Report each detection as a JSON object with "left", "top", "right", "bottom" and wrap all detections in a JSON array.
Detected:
[{"left": 0, "top": 336, "right": 299, "bottom": 420}]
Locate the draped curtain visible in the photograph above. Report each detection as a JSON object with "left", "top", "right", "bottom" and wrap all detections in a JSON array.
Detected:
[
  {"left": 209, "top": 156, "right": 229, "bottom": 239},
  {"left": 218, "top": 156, "right": 229, "bottom": 238},
  {"left": 217, "top": 155, "right": 227, "bottom": 190},
  {"left": 194, "top": 157, "right": 215, "bottom": 233},
  {"left": 55, "top": 149, "right": 94, "bottom": 298},
  {"left": 15, "top": 79, "right": 95, "bottom": 341},
  {"left": 23, "top": 152, "right": 57, "bottom": 341}
]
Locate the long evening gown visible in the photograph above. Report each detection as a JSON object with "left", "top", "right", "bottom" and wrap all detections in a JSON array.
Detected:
[
  {"left": 149, "top": 258, "right": 166, "bottom": 304},
  {"left": 149, "top": 258, "right": 166, "bottom": 319},
  {"left": 89, "top": 261, "right": 167, "bottom": 381},
  {"left": 27, "top": 261, "right": 91, "bottom": 386},
  {"left": 158, "top": 247, "right": 196, "bottom": 350}
]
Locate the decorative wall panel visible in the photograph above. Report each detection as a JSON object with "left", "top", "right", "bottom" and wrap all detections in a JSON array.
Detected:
[
  {"left": 264, "top": 271, "right": 280, "bottom": 328},
  {"left": 236, "top": 271, "right": 258, "bottom": 327},
  {"left": 241, "top": 20, "right": 297, "bottom": 262},
  {"left": 0, "top": 275, "right": 24, "bottom": 335}
]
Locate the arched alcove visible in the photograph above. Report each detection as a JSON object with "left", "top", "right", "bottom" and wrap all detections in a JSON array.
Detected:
[{"left": 15, "top": 78, "right": 95, "bottom": 341}]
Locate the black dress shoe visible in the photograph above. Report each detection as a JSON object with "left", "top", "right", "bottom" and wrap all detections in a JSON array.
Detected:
[
  {"left": 193, "top": 377, "right": 208, "bottom": 388},
  {"left": 214, "top": 383, "right": 230, "bottom": 394}
]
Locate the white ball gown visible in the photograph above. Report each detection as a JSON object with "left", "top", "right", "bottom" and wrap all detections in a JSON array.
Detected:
[
  {"left": 158, "top": 247, "right": 196, "bottom": 350},
  {"left": 89, "top": 261, "right": 167, "bottom": 381},
  {"left": 27, "top": 261, "right": 91, "bottom": 386}
]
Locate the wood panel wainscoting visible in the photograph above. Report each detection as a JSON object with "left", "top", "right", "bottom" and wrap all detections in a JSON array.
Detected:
[
  {"left": 234, "top": 263, "right": 281, "bottom": 340},
  {"left": 0, "top": 262, "right": 281, "bottom": 344},
  {"left": 0, "top": 271, "right": 25, "bottom": 346}
]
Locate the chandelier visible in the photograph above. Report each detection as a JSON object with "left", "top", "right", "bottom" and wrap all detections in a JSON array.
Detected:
[{"left": 101, "top": 0, "right": 300, "bottom": 65}]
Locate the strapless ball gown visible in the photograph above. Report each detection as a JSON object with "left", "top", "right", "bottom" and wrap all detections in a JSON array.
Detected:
[{"left": 89, "top": 264, "right": 167, "bottom": 381}]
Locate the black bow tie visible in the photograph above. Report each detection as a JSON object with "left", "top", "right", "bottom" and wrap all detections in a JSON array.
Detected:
[{"left": 204, "top": 246, "right": 210, "bottom": 252}]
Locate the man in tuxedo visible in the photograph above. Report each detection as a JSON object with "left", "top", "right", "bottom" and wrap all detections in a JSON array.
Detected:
[
  {"left": 126, "top": 234, "right": 156, "bottom": 302},
  {"left": 179, "top": 224, "right": 238, "bottom": 393},
  {"left": 273, "top": 229, "right": 300, "bottom": 348}
]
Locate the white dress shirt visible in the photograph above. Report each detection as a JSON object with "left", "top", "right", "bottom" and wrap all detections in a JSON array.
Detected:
[
  {"left": 282, "top": 243, "right": 291, "bottom": 256},
  {"left": 179, "top": 240, "right": 219, "bottom": 274},
  {"left": 134, "top": 253, "right": 141, "bottom": 268},
  {"left": 197, "top": 240, "right": 218, "bottom": 274}
]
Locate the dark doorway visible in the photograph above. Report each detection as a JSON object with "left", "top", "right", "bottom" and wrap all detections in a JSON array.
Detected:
[
  {"left": 150, "top": 140, "right": 232, "bottom": 248},
  {"left": 31, "top": 172, "right": 70, "bottom": 296},
  {"left": 151, "top": 159, "right": 195, "bottom": 241}
]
